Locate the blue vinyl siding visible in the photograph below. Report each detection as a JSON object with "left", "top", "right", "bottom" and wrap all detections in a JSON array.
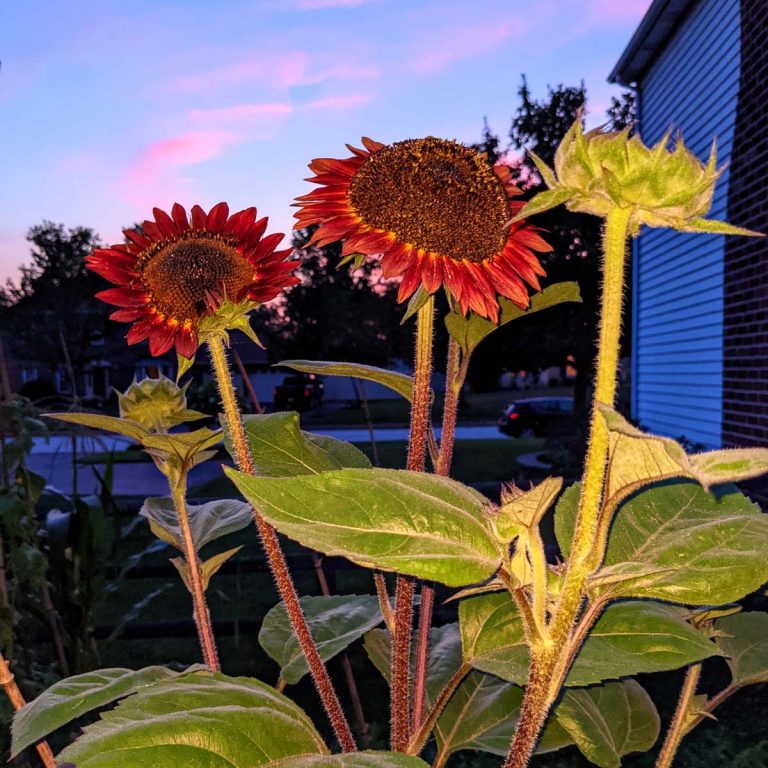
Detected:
[{"left": 632, "top": 0, "right": 740, "bottom": 447}]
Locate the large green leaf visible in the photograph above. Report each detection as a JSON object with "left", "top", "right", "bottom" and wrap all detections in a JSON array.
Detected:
[
  {"left": 278, "top": 360, "right": 414, "bottom": 402},
  {"left": 57, "top": 672, "right": 327, "bottom": 768},
  {"left": 434, "top": 671, "right": 572, "bottom": 761},
  {"left": 559, "top": 481, "right": 768, "bottom": 605},
  {"left": 140, "top": 497, "right": 252, "bottom": 551},
  {"left": 460, "top": 594, "right": 719, "bottom": 686},
  {"left": 715, "top": 612, "right": 768, "bottom": 685},
  {"left": 555, "top": 680, "right": 660, "bottom": 768},
  {"left": 238, "top": 411, "right": 370, "bottom": 477},
  {"left": 565, "top": 601, "right": 720, "bottom": 686},
  {"left": 363, "top": 625, "right": 571, "bottom": 760},
  {"left": 272, "top": 755, "right": 430, "bottom": 767},
  {"left": 597, "top": 407, "right": 768, "bottom": 506},
  {"left": 12, "top": 667, "right": 180, "bottom": 757},
  {"left": 226, "top": 467, "right": 501, "bottom": 587},
  {"left": 260, "top": 595, "right": 383, "bottom": 685},
  {"left": 444, "top": 282, "right": 581, "bottom": 355}
]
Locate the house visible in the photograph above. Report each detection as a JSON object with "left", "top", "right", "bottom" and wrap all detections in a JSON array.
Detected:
[{"left": 609, "top": 0, "right": 767, "bottom": 449}]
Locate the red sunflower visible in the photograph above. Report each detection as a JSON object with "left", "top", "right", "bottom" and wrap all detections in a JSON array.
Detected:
[
  {"left": 87, "top": 202, "right": 299, "bottom": 358},
  {"left": 294, "top": 136, "right": 551, "bottom": 322}
]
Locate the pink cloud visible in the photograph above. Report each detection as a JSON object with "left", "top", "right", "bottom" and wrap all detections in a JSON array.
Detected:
[
  {"left": 412, "top": 19, "right": 523, "bottom": 75},
  {"left": 168, "top": 50, "right": 309, "bottom": 94},
  {"left": 122, "top": 130, "right": 239, "bottom": 206},
  {"left": 302, "top": 93, "right": 372, "bottom": 110}
]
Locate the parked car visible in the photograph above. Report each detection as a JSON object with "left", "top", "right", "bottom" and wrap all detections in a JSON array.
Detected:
[
  {"left": 498, "top": 396, "right": 575, "bottom": 437},
  {"left": 273, "top": 374, "right": 324, "bottom": 412}
]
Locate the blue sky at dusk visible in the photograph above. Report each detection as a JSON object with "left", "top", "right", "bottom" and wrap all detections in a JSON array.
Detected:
[{"left": 0, "top": 0, "right": 650, "bottom": 284}]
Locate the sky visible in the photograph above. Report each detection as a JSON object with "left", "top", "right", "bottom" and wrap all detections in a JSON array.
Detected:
[{"left": 0, "top": 0, "right": 651, "bottom": 284}]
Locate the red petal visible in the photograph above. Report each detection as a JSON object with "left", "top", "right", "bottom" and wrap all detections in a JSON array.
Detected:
[
  {"left": 175, "top": 324, "right": 198, "bottom": 358},
  {"left": 153, "top": 207, "right": 178, "bottom": 239},
  {"left": 421, "top": 254, "right": 444, "bottom": 293},
  {"left": 361, "top": 136, "right": 385, "bottom": 152},
  {"left": 124, "top": 229, "right": 150, "bottom": 250},
  {"left": 171, "top": 203, "right": 189, "bottom": 233},
  {"left": 149, "top": 324, "right": 178, "bottom": 356},
  {"left": 110, "top": 307, "right": 148, "bottom": 322},
  {"left": 206, "top": 202, "right": 229, "bottom": 232},
  {"left": 126, "top": 318, "right": 153, "bottom": 345},
  {"left": 96, "top": 287, "right": 148, "bottom": 307},
  {"left": 191, "top": 205, "right": 207, "bottom": 230},
  {"left": 141, "top": 220, "right": 164, "bottom": 242}
]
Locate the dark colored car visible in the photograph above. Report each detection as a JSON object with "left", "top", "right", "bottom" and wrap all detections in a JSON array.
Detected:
[
  {"left": 498, "top": 396, "right": 575, "bottom": 437},
  {"left": 273, "top": 374, "right": 324, "bottom": 412}
]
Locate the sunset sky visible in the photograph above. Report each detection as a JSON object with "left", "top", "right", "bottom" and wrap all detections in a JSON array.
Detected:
[{"left": 0, "top": 0, "right": 651, "bottom": 284}]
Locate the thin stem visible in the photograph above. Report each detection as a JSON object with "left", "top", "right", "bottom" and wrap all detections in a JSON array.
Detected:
[
  {"left": 656, "top": 664, "right": 702, "bottom": 768},
  {"left": 392, "top": 297, "right": 435, "bottom": 751},
  {"left": 413, "top": 336, "right": 463, "bottom": 731},
  {"left": 502, "top": 206, "right": 631, "bottom": 768},
  {"left": 313, "top": 553, "right": 371, "bottom": 748},
  {"left": 527, "top": 529, "right": 549, "bottom": 637},
  {"left": 0, "top": 652, "right": 56, "bottom": 768},
  {"left": 207, "top": 335, "right": 356, "bottom": 752},
  {"left": 170, "top": 472, "right": 220, "bottom": 671},
  {"left": 408, "top": 662, "right": 471, "bottom": 756},
  {"left": 374, "top": 572, "right": 395, "bottom": 634}
]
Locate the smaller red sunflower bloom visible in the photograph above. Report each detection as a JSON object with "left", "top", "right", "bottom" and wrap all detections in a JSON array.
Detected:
[
  {"left": 87, "top": 203, "right": 299, "bottom": 358},
  {"left": 294, "top": 137, "right": 552, "bottom": 322}
]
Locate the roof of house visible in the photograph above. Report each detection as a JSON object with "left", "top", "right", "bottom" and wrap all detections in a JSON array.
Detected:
[{"left": 609, "top": 0, "right": 697, "bottom": 86}]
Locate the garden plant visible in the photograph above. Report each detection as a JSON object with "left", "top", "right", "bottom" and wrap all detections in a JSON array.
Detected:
[{"left": 4, "top": 118, "right": 768, "bottom": 768}]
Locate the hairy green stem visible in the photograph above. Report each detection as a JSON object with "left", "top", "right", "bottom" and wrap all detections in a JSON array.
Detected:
[
  {"left": 170, "top": 473, "right": 220, "bottom": 671},
  {"left": 412, "top": 336, "right": 463, "bottom": 731},
  {"left": 502, "top": 206, "right": 631, "bottom": 768},
  {"left": 207, "top": 334, "right": 356, "bottom": 752},
  {"left": 408, "top": 662, "right": 471, "bottom": 757},
  {"left": 392, "top": 297, "right": 435, "bottom": 751},
  {"left": 656, "top": 664, "right": 702, "bottom": 768}
]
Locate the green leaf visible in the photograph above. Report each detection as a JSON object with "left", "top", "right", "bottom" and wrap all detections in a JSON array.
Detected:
[
  {"left": 237, "top": 411, "right": 370, "bottom": 477},
  {"left": 272, "top": 755, "right": 430, "bottom": 767},
  {"left": 677, "top": 217, "right": 763, "bottom": 237},
  {"left": 57, "top": 672, "right": 328, "bottom": 768},
  {"left": 201, "top": 546, "right": 243, "bottom": 590},
  {"left": 44, "top": 412, "right": 148, "bottom": 442},
  {"left": 364, "top": 625, "right": 571, "bottom": 760},
  {"left": 715, "top": 612, "right": 768, "bottom": 685},
  {"left": 401, "top": 285, "right": 432, "bottom": 324},
  {"left": 510, "top": 187, "right": 574, "bottom": 222},
  {"left": 490, "top": 477, "right": 563, "bottom": 542},
  {"left": 527, "top": 149, "right": 558, "bottom": 189},
  {"left": 435, "top": 671, "right": 572, "bottom": 761},
  {"left": 260, "top": 595, "right": 383, "bottom": 685},
  {"left": 444, "top": 282, "right": 582, "bottom": 355},
  {"left": 226, "top": 467, "right": 501, "bottom": 587},
  {"left": 278, "top": 360, "right": 414, "bottom": 402},
  {"left": 597, "top": 407, "right": 768, "bottom": 505},
  {"left": 141, "top": 427, "right": 222, "bottom": 463},
  {"left": 460, "top": 594, "right": 719, "bottom": 686},
  {"left": 555, "top": 680, "right": 660, "bottom": 768},
  {"left": 12, "top": 666, "right": 180, "bottom": 756},
  {"left": 565, "top": 601, "right": 720, "bottom": 686},
  {"left": 565, "top": 481, "right": 768, "bottom": 605},
  {"left": 140, "top": 498, "right": 252, "bottom": 551}
]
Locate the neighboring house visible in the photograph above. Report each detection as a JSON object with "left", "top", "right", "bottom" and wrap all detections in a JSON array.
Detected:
[{"left": 609, "top": 0, "right": 767, "bottom": 449}]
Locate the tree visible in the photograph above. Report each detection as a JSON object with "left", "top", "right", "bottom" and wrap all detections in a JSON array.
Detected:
[
  {"left": 0, "top": 223, "right": 118, "bottom": 396},
  {"left": 466, "top": 80, "right": 635, "bottom": 403},
  {"left": 258, "top": 228, "right": 414, "bottom": 368}
]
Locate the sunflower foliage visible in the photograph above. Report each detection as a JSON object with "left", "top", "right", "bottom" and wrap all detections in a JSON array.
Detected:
[{"left": 10, "top": 123, "right": 768, "bottom": 768}]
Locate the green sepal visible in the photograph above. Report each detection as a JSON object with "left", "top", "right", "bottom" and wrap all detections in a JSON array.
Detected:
[{"left": 401, "top": 285, "right": 432, "bottom": 325}]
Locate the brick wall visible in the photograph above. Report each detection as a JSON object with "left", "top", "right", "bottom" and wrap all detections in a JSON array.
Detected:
[{"left": 722, "top": 0, "right": 768, "bottom": 451}]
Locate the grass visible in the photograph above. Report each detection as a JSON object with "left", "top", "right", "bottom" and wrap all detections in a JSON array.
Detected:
[{"left": 187, "top": 436, "right": 545, "bottom": 498}]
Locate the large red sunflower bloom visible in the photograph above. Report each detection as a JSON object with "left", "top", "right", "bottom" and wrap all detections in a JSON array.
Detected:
[
  {"left": 87, "top": 202, "right": 299, "bottom": 358},
  {"left": 294, "top": 136, "right": 551, "bottom": 322}
]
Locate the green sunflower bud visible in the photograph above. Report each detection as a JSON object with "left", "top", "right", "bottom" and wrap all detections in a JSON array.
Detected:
[
  {"left": 517, "top": 115, "right": 763, "bottom": 238},
  {"left": 118, "top": 375, "right": 206, "bottom": 432}
]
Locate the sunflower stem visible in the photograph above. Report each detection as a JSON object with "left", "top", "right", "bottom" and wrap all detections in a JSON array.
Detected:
[
  {"left": 0, "top": 652, "right": 56, "bottom": 768},
  {"left": 412, "top": 335, "right": 463, "bottom": 731},
  {"left": 502, "top": 205, "right": 631, "bottom": 768},
  {"left": 656, "top": 664, "right": 702, "bottom": 768},
  {"left": 169, "top": 469, "right": 220, "bottom": 671},
  {"left": 392, "top": 296, "right": 435, "bottom": 752},
  {"left": 207, "top": 334, "right": 357, "bottom": 753}
]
